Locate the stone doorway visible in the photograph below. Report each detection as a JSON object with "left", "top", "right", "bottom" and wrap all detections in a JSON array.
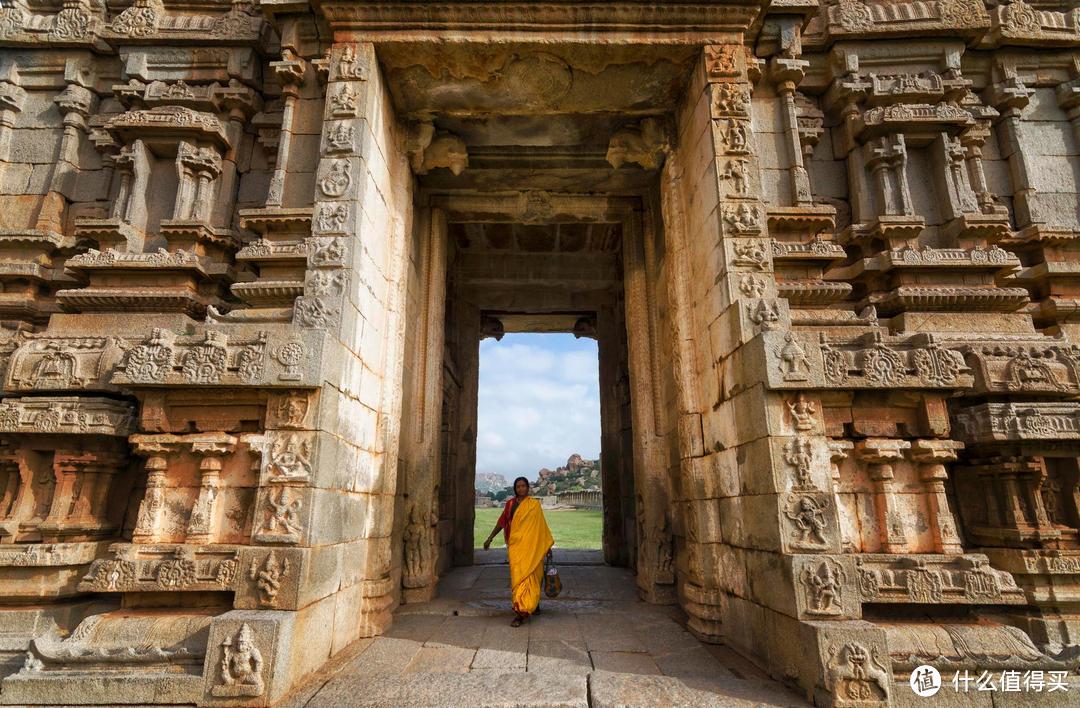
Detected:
[
  {"left": 472, "top": 332, "right": 604, "bottom": 551},
  {"left": 399, "top": 193, "right": 676, "bottom": 605}
]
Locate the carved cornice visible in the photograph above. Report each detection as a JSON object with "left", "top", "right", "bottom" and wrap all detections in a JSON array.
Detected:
[
  {"left": 316, "top": 2, "right": 761, "bottom": 40},
  {"left": 2, "top": 326, "right": 324, "bottom": 392},
  {"left": 953, "top": 402, "right": 1080, "bottom": 444},
  {"left": 0, "top": 0, "right": 268, "bottom": 47},
  {"left": 819, "top": 0, "right": 990, "bottom": 42},
  {"left": 986, "top": 0, "right": 1080, "bottom": 48},
  {"left": 104, "top": 106, "right": 230, "bottom": 148},
  {"left": 761, "top": 331, "right": 975, "bottom": 390},
  {"left": 0, "top": 396, "right": 134, "bottom": 436}
]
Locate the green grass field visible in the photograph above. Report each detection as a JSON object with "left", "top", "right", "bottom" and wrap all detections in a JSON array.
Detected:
[{"left": 474, "top": 506, "right": 602, "bottom": 549}]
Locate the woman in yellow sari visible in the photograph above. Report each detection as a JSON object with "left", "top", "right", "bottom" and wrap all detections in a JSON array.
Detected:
[{"left": 483, "top": 476, "right": 554, "bottom": 626}]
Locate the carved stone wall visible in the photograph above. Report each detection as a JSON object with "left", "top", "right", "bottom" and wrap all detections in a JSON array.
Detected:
[
  {"left": 1, "top": 0, "right": 1080, "bottom": 705},
  {"left": 0, "top": 4, "right": 416, "bottom": 703}
]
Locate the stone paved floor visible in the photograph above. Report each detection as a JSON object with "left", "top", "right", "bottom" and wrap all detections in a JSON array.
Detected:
[{"left": 283, "top": 551, "right": 808, "bottom": 707}]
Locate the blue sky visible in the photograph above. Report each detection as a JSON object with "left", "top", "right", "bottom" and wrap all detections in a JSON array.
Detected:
[{"left": 476, "top": 333, "right": 601, "bottom": 479}]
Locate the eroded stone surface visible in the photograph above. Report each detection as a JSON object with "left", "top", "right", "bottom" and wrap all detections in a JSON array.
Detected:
[{"left": 284, "top": 563, "right": 806, "bottom": 707}]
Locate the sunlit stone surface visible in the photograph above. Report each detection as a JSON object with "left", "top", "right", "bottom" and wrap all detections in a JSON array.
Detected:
[{"left": 0, "top": 0, "right": 1079, "bottom": 704}]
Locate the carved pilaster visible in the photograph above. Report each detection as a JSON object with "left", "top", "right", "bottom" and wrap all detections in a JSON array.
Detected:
[
  {"left": 857, "top": 439, "right": 911, "bottom": 553},
  {"left": 186, "top": 435, "right": 236, "bottom": 544},
  {"left": 768, "top": 37, "right": 813, "bottom": 206},
  {"left": 0, "top": 73, "right": 27, "bottom": 161},
  {"left": 909, "top": 439, "right": 965, "bottom": 554},
  {"left": 265, "top": 49, "right": 306, "bottom": 207},
  {"left": 0, "top": 450, "right": 23, "bottom": 542},
  {"left": 38, "top": 448, "right": 123, "bottom": 542},
  {"left": 130, "top": 437, "right": 180, "bottom": 544},
  {"left": 986, "top": 75, "right": 1040, "bottom": 228},
  {"left": 34, "top": 83, "right": 96, "bottom": 234}
]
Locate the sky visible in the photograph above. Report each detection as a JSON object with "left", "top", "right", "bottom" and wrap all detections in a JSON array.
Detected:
[{"left": 476, "top": 333, "right": 601, "bottom": 480}]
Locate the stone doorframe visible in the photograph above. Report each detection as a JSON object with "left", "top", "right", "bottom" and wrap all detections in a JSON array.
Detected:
[{"left": 398, "top": 190, "right": 678, "bottom": 605}]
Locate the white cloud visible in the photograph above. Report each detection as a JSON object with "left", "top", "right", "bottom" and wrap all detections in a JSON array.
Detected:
[{"left": 476, "top": 334, "right": 601, "bottom": 479}]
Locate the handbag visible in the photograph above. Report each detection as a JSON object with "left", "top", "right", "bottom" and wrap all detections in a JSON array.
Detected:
[{"left": 543, "top": 553, "right": 562, "bottom": 598}]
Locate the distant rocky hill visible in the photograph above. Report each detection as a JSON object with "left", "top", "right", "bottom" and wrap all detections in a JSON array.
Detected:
[
  {"left": 474, "top": 472, "right": 509, "bottom": 495},
  {"left": 532, "top": 454, "right": 601, "bottom": 495}
]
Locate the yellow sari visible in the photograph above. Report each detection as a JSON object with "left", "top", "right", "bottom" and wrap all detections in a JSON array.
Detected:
[{"left": 507, "top": 496, "right": 554, "bottom": 616}]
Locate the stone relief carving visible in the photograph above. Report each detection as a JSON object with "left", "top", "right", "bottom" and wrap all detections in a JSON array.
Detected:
[
  {"left": 329, "top": 85, "right": 359, "bottom": 116},
  {"left": 249, "top": 551, "right": 290, "bottom": 606},
  {"left": 324, "top": 122, "right": 355, "bottom": 154},
  {"left": 718, "top": 118, "right": 750, "bottom": 154},
  {"left": 111, "top": 0, "right": 164, "bottom": 37},
  {"left": 855, "top": 556, "right": 1023, "bottom": 605},
  {"left": 784, "top": 492, "right": 831, "bottom": 549},
  {"left": 824, "top": 642, "right": 890, "bottom": 705},
  {"left": 0, "top": 397, "right": 132, "bottom": 436},
  {"left": 801, "top": 558, "right": 846, "bottom": 616},
  {"left": 316, "top": 204, "right": 349, "bottom": 233},
  {"left": 318, "top": 160, "right": 351, "bottom": 198},
  {"left": 738, "top": 273, "right": 766, "bottom": 298},
  {"left": 787, "top": 394, "right": 816, "bottom": 432},
  {"left": 265, "top": 433, "right": 313, "bottom": 481},
  {"left": 256, "top": 486, "right": 303, "bottom": 542},
  {"left": 722, "top": 202, "right": 760, "bottom": 234},
  {"left": 606, "top": 118, "right": 670, "bottom": 169},
  {"left": 336, "top": 45, "right": 367, "bottom": 81},
  {"left": 711, "top": 82, "right": 749, "bottom": 116},
  {"left": 213, "top": 624, "right": 264, "bottom": 697},
  {"left": 860, "top": 341, "right": 906, "bottom": 385},
  {"left": 747, "top": 299, "right": 781, "bottom": 330},
  {"left": 732, "top": 240, "right": 769, "bottom": 270},
  {"left": 720, "top": 159, "right": 749, "bottom": 195},
  {"left": 274, "top": 340, "right": 305, "bottom": 381},
  {"left": 180, "top": 331, "right": 228, "bottom": 384},
  {"left": 81, "top": 547, "right": 239, "bottom": 593},
  {"left": 777, "top": 334, "right": 811, "bottom": 382},
  {"left": 270, "top": 393, "right": 311, "bottom": 429},
  {"left": 784, "top": 436, "right": 815, "bottom": 490},
  {"left": 402, "top": 503, "right": 435, "bottom": 588}
]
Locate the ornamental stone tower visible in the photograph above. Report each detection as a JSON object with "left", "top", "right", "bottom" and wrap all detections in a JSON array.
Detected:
[{"left": 0, "top": 0, "right": 1078, "bottom": 705}]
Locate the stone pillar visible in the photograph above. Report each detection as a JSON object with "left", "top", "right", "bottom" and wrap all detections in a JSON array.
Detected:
[
  {"left": 986, "top": 76, "right": 1042, "bottom": 228},
  {"left": 674, "top": 43, "right": 792, "bottom": 644},
  {"left": 110, "top": 139, "right": 151, "bottom": 247},
  {"left": 621, "top": 207, "right": 671, "bottom": 602},
  {"left": 297, "top": 41, "right": 415, "bottom": 642},
  {"left": 186, "top": 435, "right": 236, "bottom": 544},
  {"left": 452, "top": 303, "right": 480, "bottom": 567},
  {"left": 37, "top": 450, "right": 79, "bottom": 540},
  {"left": 0, "top": 449, "right": 23, "bottom": 542},
  {"left": 34, "top": 83, "right": 94, "bottom": 234},
  {"left": 130, "top": 437, "right": 177, "bottom": 544},
  {"left": 0, "top": 72, "right": 27, "bottom": 165},
  {"left": 909, "top": 439, "right": 964, "bottom": 554},
  {"left": 266, "top": 49, "right": 306, "bottom": 207},
  {"left": 769, "top": 53, "right": 813, "bottom": 205},
  {"left": 597, "top": 304, "right": 629, "bottom": 566},
  {"left": 400, "top": 207, "right": 447, "bottom": 602},
  {"left": 1058, "top": 76, "right": 1080, "bottom": 152},
  {"left": 960, "top": 117, "right": 1000, "bottom": 215},
  {"left": 856, "top": 439, "right": 911, "bottom": 554}
]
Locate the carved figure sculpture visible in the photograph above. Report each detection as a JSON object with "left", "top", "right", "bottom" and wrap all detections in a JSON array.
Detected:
[{"left": 213, "top": 624, "right": 264, "bottom": 697}]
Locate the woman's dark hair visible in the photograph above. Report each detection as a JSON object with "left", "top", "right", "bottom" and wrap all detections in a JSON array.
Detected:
[{"left": 513, "top": 477, "right": 530, "bottom": 490}]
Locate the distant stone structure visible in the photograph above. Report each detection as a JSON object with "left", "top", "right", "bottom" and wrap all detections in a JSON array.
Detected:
[
  {"left": 557, "top": 490, "right": 602, "bottom": 511},
  {"left": 0, "top": 0, "right": 1079, "bottom": 705}
]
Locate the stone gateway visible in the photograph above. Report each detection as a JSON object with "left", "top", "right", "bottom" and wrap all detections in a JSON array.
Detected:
[{"left": 0, "top": 0, "right": 1079, "bottom": 705}]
